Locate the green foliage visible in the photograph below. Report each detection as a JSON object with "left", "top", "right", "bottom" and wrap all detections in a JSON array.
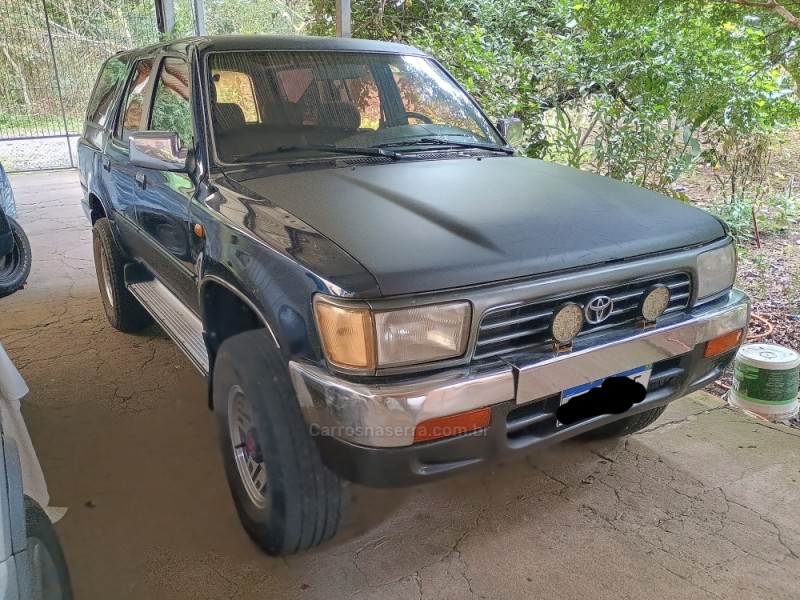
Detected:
[
  {"left": 708, "top": 129, "right": 772, "bottom": 201},
  {"left": 151, "top": 88, "right": 193, "bottom": 144},
  {"left": 768, "top": 193, "right": 800, "bottom": 230},
  {"left": 710, "top": 187, "right": 798, "bottom": 242},
  {"left": 203, "top": 0, "right": 309, "bottom": 35},
  {"left": 711, "top": 194, "right": 759, "bottom": 241}
]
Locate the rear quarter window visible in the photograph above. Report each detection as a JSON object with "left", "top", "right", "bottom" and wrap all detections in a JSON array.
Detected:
[
  {"left": 116, "top": 59, "right": 155, "bottom": 142},
  {"left": 212, "top": 70, "right": 259, "bottom": 122},
  {"left": 86, "top": 56, "right": 130, "bottom": 127}
]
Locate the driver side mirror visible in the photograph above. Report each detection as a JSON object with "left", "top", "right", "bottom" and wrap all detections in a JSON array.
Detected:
[
  {"left": 496, "top": 117, "right": 524, "bottom": 150},
  {"left": 129, "top": 131, "right": 189, "bottom": 172}
]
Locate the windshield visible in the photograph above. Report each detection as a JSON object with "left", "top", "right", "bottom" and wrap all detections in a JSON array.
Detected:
[{"left": 207, "top": 51, "right": 503, "bottom": 163}]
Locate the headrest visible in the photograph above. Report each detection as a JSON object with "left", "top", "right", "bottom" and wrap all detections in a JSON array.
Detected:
[
  {"left": 214, "top": 103, "right": 246, "bottom": 131},
  {"left": 316, "top": 101, "right": 361, "bottom": 130}
]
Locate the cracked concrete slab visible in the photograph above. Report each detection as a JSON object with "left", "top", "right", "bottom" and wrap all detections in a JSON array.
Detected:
[{"left": 3, "top": 171, "right": 799, "bottom": 599}]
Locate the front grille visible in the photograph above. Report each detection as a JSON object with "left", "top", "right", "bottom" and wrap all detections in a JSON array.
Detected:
[{"left": 475, "top": 272, "right": 691, "bottom": 360}]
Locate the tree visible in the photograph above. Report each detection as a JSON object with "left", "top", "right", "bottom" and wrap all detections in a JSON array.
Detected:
[
  {"left": 716, "top": 0, "right": 800, "bottom": 28},
  {"left": 309, "top": 0, "right": 799, "bottom": 193}
]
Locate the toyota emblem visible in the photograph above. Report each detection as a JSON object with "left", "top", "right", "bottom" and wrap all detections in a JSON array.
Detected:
[{"left": 584, "top": 295, "right": 614, "bottom": 324}]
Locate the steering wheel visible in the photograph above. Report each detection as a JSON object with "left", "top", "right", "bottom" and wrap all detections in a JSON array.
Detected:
[{"left": 404, "top": 111, "right": 434, "bottom": 124}]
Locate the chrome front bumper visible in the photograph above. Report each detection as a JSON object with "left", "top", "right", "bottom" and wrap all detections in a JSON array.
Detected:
[{"left": 290, "top": 289, "right": 749, "bottom": 448}]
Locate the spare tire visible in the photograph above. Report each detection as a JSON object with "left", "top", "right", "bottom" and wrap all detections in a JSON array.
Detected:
[
  {"left": 0, "top": 209, "right": 13, "bottom": 256},
  {"left": 0, "top": 215, "right": 32, "bottom": 298}
]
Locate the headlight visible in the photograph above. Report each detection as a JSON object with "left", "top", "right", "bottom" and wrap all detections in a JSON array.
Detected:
[
  {"left": 374, "top": 303, "right": 472, "bottom": 366},
  {"left": 314, "top": 297, "right": 472, "bottom": 370},
  {"left": 696, "top": 243, "right": 736, "bottom": 300}
]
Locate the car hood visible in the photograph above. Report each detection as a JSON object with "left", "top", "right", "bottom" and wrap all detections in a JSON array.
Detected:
[{"left": 228, "top": 156, "right": 725, "bottom": 296}]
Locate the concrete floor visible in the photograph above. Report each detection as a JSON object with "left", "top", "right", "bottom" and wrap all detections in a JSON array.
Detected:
[{"left": 2, "top": 170, "right": 799, "bottom": 599}]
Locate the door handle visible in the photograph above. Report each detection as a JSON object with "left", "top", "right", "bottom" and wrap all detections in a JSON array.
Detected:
[
  {"left": 135, "top": 172, "right": 146, "bottom": 189},
  {"left": 102, "top": 156, "right": 111, "bottom": 171}
]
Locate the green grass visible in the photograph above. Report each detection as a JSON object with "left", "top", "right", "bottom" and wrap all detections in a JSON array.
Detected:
[{"left": 0, "top": 113, "right": 83, "bottom": 137}]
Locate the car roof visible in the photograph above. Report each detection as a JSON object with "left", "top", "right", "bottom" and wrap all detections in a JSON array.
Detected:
[{"left": 119, "top": 34, "right": 427, "bottom": 58}]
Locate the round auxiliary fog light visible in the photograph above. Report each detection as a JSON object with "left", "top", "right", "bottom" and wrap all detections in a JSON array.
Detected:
[
  {"left": 551, "top": 302, "right": 584, "bottom": 345},
  {"left": 641, "top": 285, "right": 671, "bottom": 323}
]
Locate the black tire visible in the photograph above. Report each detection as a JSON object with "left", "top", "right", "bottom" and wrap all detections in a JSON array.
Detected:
[
  {"left": 213, "top": 329, "right": 349, "bottom": 556},
  {"left": 0, "top": 216, "right": 32, "bottom": 298},
  {"left": 582, "top": 405, "right": 668, "bottom": 440},
  {"left": 24, "top": 496, "right": 73, "bottom": 600},
  {"left": 92, "top": 217, "right": 152, "bottom": 332}
]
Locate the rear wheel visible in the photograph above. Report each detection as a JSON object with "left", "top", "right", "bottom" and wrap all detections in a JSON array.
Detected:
[
  {"left": 583, "top": 405, "right": 668, "bottom": 440},
  {"left": 213, "top": 329, "right": 349, "bottom": 555},
  {"left": 0, "top": 216, "right": 32, "bottom": 298},
  {"left": 92, "top": 217, "right": 152, "bottom": 332}
]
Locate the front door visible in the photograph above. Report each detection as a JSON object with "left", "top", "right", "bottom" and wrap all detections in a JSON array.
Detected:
[
  {"left": 105, "top": 58, "right": 155, "bottom": 256},
  {"left": 132, "top": 55, "right": 199, "bottom": 314}
]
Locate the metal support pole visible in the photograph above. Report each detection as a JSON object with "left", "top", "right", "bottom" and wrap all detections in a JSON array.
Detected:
[
  {"left": 156, "top": 0, "right": 176, "bottom": 35},
  {"left": 41, "top": 0, "right": 74, "bottom": 168},
  {"left": 336, "top": 0, "right": 351, "bottom": 38},
  {"left": 192, "top": 0, "right": 207, "bottom": 35}
]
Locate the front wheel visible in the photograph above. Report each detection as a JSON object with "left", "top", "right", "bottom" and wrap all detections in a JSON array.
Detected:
[
  {"left": 213, "top": 329, "right": 349, "bottom": 555},
  {"left": 582, "top": 405, "right": 668, "bottom": 440}
]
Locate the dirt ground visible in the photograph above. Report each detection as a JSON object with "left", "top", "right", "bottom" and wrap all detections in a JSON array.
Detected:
[{"left": 2, "top": 171, "right": 800, "bottom": 599}]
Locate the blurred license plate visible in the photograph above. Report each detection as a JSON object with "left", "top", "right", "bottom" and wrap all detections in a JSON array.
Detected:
[{"left": 561, "top": 364, "right": 652, "bottom": 403}]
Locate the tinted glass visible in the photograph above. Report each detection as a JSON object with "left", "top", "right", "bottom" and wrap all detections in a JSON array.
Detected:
[
  {"left": 86, "top": 56, "right": 130, "bottom": 126},
  {"left": 207, "top": 51, "right": 501, "bottom": 163},
  {"left": 117, "top": 59, "right": 154, "bottom": 141},
  {"left": 150, "top": 58, "right": 193, "bottom": 145}
]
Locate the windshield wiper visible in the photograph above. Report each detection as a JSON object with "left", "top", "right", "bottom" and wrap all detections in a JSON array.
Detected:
[
  {"left": 233, "top": 144, "right": 401, "bottom": 163},
  {"left": 373, "top": 138, "right": 515, "bottom": 155}
]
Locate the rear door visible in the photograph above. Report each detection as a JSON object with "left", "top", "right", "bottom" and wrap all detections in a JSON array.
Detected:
[
  {"left": 78, "top": 54, "right": 129, "bottom": 218},
  {"left": 132, "top": 55, "right": 199, "bottom": 312},
  {"left": 105, "top": 58, "right": 156, "bottom": 255}
]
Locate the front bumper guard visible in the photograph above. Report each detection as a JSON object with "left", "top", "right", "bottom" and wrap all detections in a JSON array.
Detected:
[{"left": 290, "top": 289, "right": 749, "bottom": 449}]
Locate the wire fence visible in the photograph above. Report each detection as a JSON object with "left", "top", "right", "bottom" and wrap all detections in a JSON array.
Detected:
[
  {"left": 0, "top": 0, "right": 197, "bottom": 171},
  {"left": 0, "top": 0, "right": 314, "bottom": 172}
]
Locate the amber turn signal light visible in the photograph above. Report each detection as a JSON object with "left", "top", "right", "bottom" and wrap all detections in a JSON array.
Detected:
[
  {"left": 704, "top": 329, "right": 744, "bottom": 358},
  {"left": 413, "top": 407, "right": 491, "bottom": 443}
]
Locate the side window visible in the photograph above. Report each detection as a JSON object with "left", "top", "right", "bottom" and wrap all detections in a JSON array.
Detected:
[
  {"left": 86, "top": 56, "right": 129, "bottom": 127},
  {"left": 212, "top": 70, "right": 259, "bottom": 122},
  {"left": 150, "top": 58, "right": 193, "bottom": 145},
  {"left": 116, "top": 59, "right": 154, "bottom": 142}
]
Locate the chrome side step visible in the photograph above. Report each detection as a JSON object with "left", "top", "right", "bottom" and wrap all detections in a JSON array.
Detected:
[{"left": 127, "top": 279, "right": 209, "bottom": 376}]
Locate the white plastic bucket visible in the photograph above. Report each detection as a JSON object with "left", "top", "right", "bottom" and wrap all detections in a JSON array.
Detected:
[{"left": 730, "top": 343, "right": 800, "bottom": 421}]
